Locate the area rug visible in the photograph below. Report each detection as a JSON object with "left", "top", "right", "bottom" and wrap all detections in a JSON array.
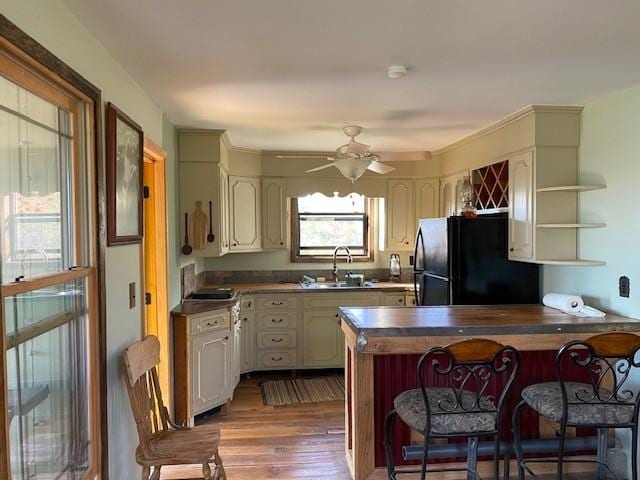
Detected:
[{"left": 260, "top": 375, "right": 345, "bottom": 407}]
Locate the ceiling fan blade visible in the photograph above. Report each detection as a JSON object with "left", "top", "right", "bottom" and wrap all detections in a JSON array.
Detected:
[
  {"left": 306, "top": 162, "right": 337, "bottom": 173},
  {"left": 367, "top": 161, "right": 396, "bottom": 174},
  {"left": 376, "top": 151, "right": 432, "bottom": 162}
]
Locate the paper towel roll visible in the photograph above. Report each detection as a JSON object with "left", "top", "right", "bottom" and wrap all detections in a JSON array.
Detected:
[{"left": 543, "top": 293, "right": 585, "bottom": 314}]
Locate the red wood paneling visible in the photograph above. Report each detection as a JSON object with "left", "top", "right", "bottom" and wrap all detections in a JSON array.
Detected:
[{"left": 373, "top": 351, "right": 591, "bottom": 467}]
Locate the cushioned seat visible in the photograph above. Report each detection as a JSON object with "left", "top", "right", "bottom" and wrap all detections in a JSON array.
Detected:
[
  {"left": 521, "top": 382, "right": 635, "bottom": 425},
  {"left": 393, "top": 387, "right": 497, "bottom": 435}
]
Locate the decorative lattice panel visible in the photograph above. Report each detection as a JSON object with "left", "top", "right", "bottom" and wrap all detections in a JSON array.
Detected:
[{"left": 472, "top": 159, "right": 509, "bottom": 210}]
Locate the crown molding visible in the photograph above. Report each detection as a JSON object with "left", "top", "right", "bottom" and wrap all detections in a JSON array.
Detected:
[
  {"left": 176, "top": 104, "right": 584, "bottom": 159},
  {"left": 433, "top": 104, "right": 583, "bottom": 156}
]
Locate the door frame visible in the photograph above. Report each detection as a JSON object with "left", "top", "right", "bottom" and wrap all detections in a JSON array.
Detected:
[{"left": 142, "top": 138, "right": 171, "bottom": 407}]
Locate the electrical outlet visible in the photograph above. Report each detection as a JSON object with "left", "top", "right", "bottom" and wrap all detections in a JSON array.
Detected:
[{"left": 619, "top": 276, "right": 630, "bottom": 298}]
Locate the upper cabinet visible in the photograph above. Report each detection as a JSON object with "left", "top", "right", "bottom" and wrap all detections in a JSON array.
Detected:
[
  {"left": 261, "top": 177, "right": 288, "bottom": 250},
  {"left": 229, "top": 176, "right": 262, "bottom": 252},
  {"left": 507, "top": 146, "right": 606, "bottom": 266},
  {"left": 508, "top": 150, "right": 534, "bottom": 261},
  {"left": 179, "top": 162, "right": 228, "bottom": 257},
  {"left": 440, "top": 173, "right": 466, "bottom": 217},
  {"left": 386, "top": 179, "right": 415, "bottom": 251},
  {"left": 415, "top": 178, "right": 439, "bottom": 220}
]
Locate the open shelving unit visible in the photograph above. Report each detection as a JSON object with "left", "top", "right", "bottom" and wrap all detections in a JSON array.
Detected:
[
  {"left": 536, "top": 185, "right": 606, "bottom": 193},
  {"left": 536, "top": 223, "right": 606, "bottom": 229},
  {"left": 535, "top": 183, "right": 606, "bottom": 266}
]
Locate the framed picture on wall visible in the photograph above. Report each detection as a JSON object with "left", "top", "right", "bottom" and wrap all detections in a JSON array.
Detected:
[{"left": 106, "top": 102, "right": 144, "bottom": 245}]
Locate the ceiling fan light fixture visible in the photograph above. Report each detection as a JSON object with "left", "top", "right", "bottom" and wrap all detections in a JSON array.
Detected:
[{"left": 334, "top": 158, "right": 371, "bottom": 183}]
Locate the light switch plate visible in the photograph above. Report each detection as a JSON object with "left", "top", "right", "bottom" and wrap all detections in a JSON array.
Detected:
[{"left": 129, "top": 282, "right": 136, "bottom": 309}]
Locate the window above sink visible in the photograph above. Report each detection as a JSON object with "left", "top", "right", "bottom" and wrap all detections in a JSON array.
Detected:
[{"left": 291, "top": 193, "right": 375, "bottom": 263}]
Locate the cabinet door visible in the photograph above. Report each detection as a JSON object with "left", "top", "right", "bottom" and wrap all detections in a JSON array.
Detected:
[
  {"left": 180, "top": 162, "right": 226, "bottom": 257},
  {"left": 302, "top": 310, "right": 343, "bottom": 368},
  {"left": 229, "top": 176, "right": 262, "bottom": 251},
  {"left": 240, "top": 312, "right": 255, "bottom": 373},
  {"left": 415, "top": 178, "right": 439, "bottom": 219},
  {"left": 440, "top": 173, "right": 466, "bottom": 217},
  {"left": 191, "top": 329, "right": 232, "bottom": 414},
  {"left": 233, "top": 321, "right": 241, "bottom": 388},
  {"left": 262, "top": 177, "right": 287, "bottom": 250},
  {"left": 386, "top": 179, "right": 415, "bottom": 251},
  {"left": 508, "top": 151, "right": 534, "bottom": 261},
  {"left": 219, "top": 167, "right": 230, "bottom": 253}
]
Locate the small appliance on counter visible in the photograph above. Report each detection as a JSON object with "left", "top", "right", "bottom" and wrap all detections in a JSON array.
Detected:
[
  {"left": 388, "top": 253, "right": 401, "bottom": 281},
  {"left": 184, "top": 287, "right": 236, "bottom": 302}
]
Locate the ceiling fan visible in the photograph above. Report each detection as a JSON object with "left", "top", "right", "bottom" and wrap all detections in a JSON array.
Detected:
[{"left": 305, "top": 125, "right": 396, "bottom": 182}]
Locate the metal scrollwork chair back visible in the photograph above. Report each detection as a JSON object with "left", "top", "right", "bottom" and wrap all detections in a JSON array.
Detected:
[{"left": 384, "top": 338, "right": 520, "bottom": 480}]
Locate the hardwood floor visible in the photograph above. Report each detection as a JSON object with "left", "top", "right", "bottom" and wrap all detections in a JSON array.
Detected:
[
  {"left": 161, "top": 375, "right": 351, "bottom": 480},
  {"left": 160, "top": 374, "right": 597, "bottom": 480}
]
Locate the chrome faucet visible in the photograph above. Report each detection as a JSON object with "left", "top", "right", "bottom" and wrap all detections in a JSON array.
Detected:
[{"left": 332, "top": 246, "right": 353, "bottom": 282}]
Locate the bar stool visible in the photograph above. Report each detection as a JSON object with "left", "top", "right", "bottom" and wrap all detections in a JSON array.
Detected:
[
  {"left": 513, "top": 332, "right": 640, "bottom": 480},
  {"left": 384, "top": 339, "right": 520, "bottom": 480}
]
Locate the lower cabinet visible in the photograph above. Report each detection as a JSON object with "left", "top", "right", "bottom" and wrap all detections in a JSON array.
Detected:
[
  {"left": 302, "top": 310, "right": 343, "bottom": 368},
  {"left": 191, "top": 329, "right": 232, "bottom": 416},
  {"left": 233, "top": 315, "right": 241, "bottom": 388},
  {"left": 239, "top": 312, "right": 255, "bottom": 373}
]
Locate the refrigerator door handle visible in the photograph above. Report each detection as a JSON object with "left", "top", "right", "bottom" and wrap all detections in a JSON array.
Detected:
[
  {"left": 413, "top": 272, "right": 421, "bottom": 306},
  {"left": 413, "top": 228, "right": 424, "bottom": 273}
]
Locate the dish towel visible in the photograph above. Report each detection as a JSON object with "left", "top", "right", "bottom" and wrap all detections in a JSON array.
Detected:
[{"left": 543, "top": 293, "right": 606, "bottom": 317}]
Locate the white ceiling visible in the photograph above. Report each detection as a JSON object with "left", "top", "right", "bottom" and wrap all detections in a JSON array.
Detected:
[{"left": 62, "top": 0, "right": 640, "bottom": 152}]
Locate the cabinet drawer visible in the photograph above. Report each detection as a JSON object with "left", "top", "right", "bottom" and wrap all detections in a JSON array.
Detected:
[
  {"left": 257, "top": 296, "right": 298, "bottom": 310},
  {"left": 257, "top": 350, "right": 297, "bottom": 369},
  {"left": 257, "top": 331, "right": 297, "bottom": 349},
  {"left": 190, "top": 310, "right": 230, "bottom": 335},
  {"left": 258, "top": 311, "right": 297, "bottom": 330},
  {"left": 240, "top": 296, "right": 255, "bottom": 311},
  {"left": 302, "top": 294, "right": 382, "bottom": 309},
  {"left": 384, "top": 294, "right": 406, "bottom": 306}
]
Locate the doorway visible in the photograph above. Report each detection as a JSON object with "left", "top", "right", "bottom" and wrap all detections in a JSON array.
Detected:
[{"left": 143, "top": 139, "right": 170, "bottom": 405}]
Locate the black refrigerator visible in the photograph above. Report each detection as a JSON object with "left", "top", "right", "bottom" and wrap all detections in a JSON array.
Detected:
[{"left": 413, "top": 214, "right": 540, "bottom": 306}]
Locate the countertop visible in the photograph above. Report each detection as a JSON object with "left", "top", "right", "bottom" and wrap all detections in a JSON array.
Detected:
[
  {"left": 339, "top": 304, "right": 640, "bottom": 352},
  {"left": 171, "top": 281, "right": 414, "bottom": 316}
]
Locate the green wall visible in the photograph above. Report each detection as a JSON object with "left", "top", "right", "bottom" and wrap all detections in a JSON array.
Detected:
[
  {"left": 543, "top": 84, "right": 640, "bottom": 476},
  {"left": 0, "top": 1, "right": 186, "bottom": 478},
  {"left": 543, "top": 84, "right": 640, "bottom": 319}
]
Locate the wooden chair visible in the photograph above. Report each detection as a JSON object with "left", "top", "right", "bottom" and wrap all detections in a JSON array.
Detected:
[{"left": 122, "top": 335, "right": 226, "bottom": 480}]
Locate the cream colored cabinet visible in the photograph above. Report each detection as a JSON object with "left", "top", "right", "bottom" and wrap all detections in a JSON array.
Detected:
[
  {"left": 415, "top": 178, "right": 440, "bottom": 220},
  {"left": 262, "top": 177, "right": 287, "bottom": 250},
  {"left": 232, "top": 311, "right": 241, "bottom": 388},
  {"left": 302, "top": 310, "right": 343, "bottom": 368},
  {"left": 179, "top": 163, "right": 229, "bottom": 257},
  {"left": 440, "top": 173, "right": 466, "bottom": 217},
  {"left": 190, "top": 328, "right": 232, "bottom": 416},
  {"left": 239, "top": 312, "right": 255, "bottom": 373},
  {"left": 405, "top": 294, "right": 418, "bottom": 307},
  {"left": 229, "top": 176, "right": 262, "bottom": 251},
  {"left": 386, "top": 179, "right": 415, "bottom": 251},
  {"left": 219, "top": 167, "right": 230, "bottom": 253},
  {"left": 508, "top": 150, "right": 534, "bottom": 261},
  {"left": 384, "top": 294, "right": 406, "bottom": 307}
]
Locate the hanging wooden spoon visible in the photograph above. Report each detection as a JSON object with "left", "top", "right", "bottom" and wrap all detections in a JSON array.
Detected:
[
  {"left": 207, "top": 201, "right": 215, "bottom": 243},
  {"left": 182, "top": 212, "right": 193, "bottom": 255}
]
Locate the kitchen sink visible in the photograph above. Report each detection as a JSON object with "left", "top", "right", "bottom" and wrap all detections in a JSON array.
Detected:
[{"left": 299, "top": 281, "right": 374, "bottom": 289}]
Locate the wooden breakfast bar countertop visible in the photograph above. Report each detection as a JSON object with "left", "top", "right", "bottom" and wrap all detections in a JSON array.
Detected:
[
  {"left": 338, "top": 305, "right": 640, "bottom": 480},
  {"left": 339, "top": 304, "right": 640, "bottom": 354}
]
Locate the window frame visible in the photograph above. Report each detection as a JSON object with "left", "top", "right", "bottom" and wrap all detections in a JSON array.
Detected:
[
  {"left": 290, "top": 197, "right": 375, "bottom": 263},
  {"left": 0, "top": 19, "right": 106, "bottom": 480}
]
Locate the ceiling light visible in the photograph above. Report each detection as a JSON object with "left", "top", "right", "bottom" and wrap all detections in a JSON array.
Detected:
[{"left": 387, "top": 65, "right": 407, "bottom": 79}]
